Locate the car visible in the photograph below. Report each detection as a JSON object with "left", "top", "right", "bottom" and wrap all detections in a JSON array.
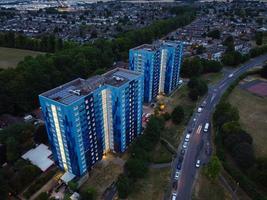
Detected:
[
  {"left": 176, "top": 162, "right": 182, "bottom": 170},
  {"left": 202, "top": 100, "right": 207, "bottom": 107},
  {"left": 172, "top": 192, "right": 177, "bottom": 200},
  {"left": 188, "top": 128, "right": 193, "bottom": 134},
  {"left": 178, "top": 155, "right": 184, "bottom": 163},
  {"left": 174, "top": 170, "right": 180, "bottom": 180},
  {"left": 197, "top": 107, "right": 203, "bottom": 113},
  {"left": 204, "top": 122, "right": 210, "bottom": 132},
  {"left": 193, "top": 117, "right": 196, "bottom": 122},
  {"left": 185, "top": 134, "right": 190, "bottom": 142},
  {"left": 182, "top": 141, "right": 188, "bottom": 149},
  {"left": 180, "top": 149, "right": 185, "bottom": 156},
  {"left": 228, "top": 73, "right": 233, "bottom": 78},
  {"left": 196, "top": 160, "right": 201, "bottom": 168},
  {"left": 172, "top": 181, "right": 178, "bottom": 190}
]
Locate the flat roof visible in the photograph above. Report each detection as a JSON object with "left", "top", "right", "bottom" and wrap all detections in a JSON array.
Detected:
[
  {"left": 131, "top": 40, "right": 182, "bottom": 51},
  {"left": 40, "top": 68, "right": 141, "bottom": 105},
  {"left": 22, "top": 144, "right": 54, "bottom": 172},
  {"left": 131, "top": 44, "right": 156, "bottom": 51}
]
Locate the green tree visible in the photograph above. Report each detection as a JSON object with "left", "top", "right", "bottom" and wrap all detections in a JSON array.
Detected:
[
  {"left": 0, "top": 171, "right": 8, "bottom": 200},
  {"left": 125, "top": 158, "right": 148, "bottom": 179},
  {"left": 171, "top": 106, "right": 185, "bottom": 124},
  {"left": 187, "top": 77, "right": 208, "bottom": 100},
  {"left": 207, "top": 29, "right": 221, "bottom": 39},
  {"left": 213, "top": 102, "right": 239, "bottom": 128},
  {"left": 221, "top": 121, "right": 242, "bottom": 139},
  {"left": 255, "top": 32, "right": 263, "bottom": 46},
  {"left": 261, "top": 64, "right": 267, "bottom": 78},
  {"left": 80, "top": 187, "right": 97, "bottom": 200},
  {"left": 232, "top": 142, "right": 255, "bottom": 169},
  {"left": 204, "top": 156, "right": 221, "bottom": 181},
  {"left": 36, "top": 192, "right": 50, "bottom": 200},
  {"left": 223, "top": 129, "right": 252, "bottom": 152},
  {"left": 68, "top": 180, "right": 78, "bottom": 191},
  {"left": 116, "top": 174, "right": 131, "bottom": 198},
  {"left": 6, "top": 137, "right": 19, "bottom": 162}
]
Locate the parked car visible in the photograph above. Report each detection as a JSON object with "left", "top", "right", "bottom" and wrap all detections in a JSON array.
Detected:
[
  {"left": 172, "top": 181, "right": 177, "bottom": 190},
  {"left": 172, "top": 192, "right": 177, "bottom": 200},
  {"left": 182, "top": 141, "right": 188, "bottom": 149},
  {"left": 178, "top": 155, "right": 184, "bottom": 163},
  {"left": 185, "top": 134, "right": 190, "bottom": 142},
  {"left": 180, "top": 149, "right": 185, "bottom": 156},
  {"left": 177, "top": 162, "right": 182, "bottom": 170},
  {"left": 174, "top": 170, "right": 180, "bottom": 180},
  {"left": 196, "top": 160, "right": 201, "bottom": 168},
  {"left": 197, "top": 107, "right": 203, "bottom": 113}
]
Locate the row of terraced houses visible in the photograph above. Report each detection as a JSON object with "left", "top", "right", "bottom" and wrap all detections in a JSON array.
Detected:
[{"left": 39, "top": 41, "right": 183, "bottom": 176}]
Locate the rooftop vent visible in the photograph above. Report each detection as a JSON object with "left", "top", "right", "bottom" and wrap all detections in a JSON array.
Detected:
[
  {"left": 69, "top": 89, "right": 81, "bottom": 96},
  {"left": 113, "top": 76, "right": 124, "bottom": 82}
]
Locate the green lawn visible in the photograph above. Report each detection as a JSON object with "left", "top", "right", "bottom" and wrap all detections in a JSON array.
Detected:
[
  {"left": 228, "top": 85, "right": 267, "bottom": 158},
  {"left": 128, "top": 167, "right": 171, "bottom": 200},
  {"left": 0, "top": 47, "right": 43, "bottom": 69}
]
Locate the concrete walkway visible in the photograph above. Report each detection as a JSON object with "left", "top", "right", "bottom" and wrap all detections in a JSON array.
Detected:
[
  {"left": 150, "top": 162, "right": 171, "bottom": 169},
  {"left": 219, "top": 174, "right": 239, "bottom": 200}
]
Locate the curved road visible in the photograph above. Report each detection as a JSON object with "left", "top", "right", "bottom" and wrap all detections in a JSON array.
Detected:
[{"left": 171, "top": 54, "right": 267, "bottom": 200}]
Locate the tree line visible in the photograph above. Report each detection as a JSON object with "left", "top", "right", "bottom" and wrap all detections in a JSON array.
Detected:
[
  {"left": 0, "top": 32, "right": 69, "bottom": 52},
  {"left": 181, "top": 57, "right": 219, "bottom": 101},
  {"left": 0, "top": 6, "right": 196, "bottom": 115},
  {"left": 213, "top": 71, "right": 267, "bottom": 200},
  {"left": 116, "top": 116, "right": 165, "bottom": 198}
]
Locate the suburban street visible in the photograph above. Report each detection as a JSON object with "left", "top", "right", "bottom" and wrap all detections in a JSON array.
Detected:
[{"left": 172, "top": 54, "right": 267, "bottom": 200}]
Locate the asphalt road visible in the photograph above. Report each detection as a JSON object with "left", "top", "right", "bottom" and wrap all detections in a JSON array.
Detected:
[{"left": 171, "top": 54, "right": 267, "bottom": 200}]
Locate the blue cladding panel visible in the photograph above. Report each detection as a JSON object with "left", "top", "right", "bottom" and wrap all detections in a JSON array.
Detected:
[{"left": 39, "top": 68, "right": 143, "bottom": 176}]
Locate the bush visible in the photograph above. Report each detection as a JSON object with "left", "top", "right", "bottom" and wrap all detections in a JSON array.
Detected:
[
  {"left": 80, "top": 187, "right": 97, "bottom": 200},
  {"left": 23, "top": 169, "right": 56, "bottom": 198},
  {"left": 204, "top": 156, "right": 221, "bottom": 181},
  {"left": 171, "top": 106, "right": 184, "bottom": 124},
  {"left": 187, "top": 77, "right": 208, "bottom": 101},
  {"left": 125, "top": 158, "right": 148, "bottom": 179},
  {"left": 261, "top": 64, "right": 267, "bottom": 79},
  {"left": 232, "top": 142, "right": 255, "bottom": 169},
  {"left": 116, "top": 174, "right": 131, "bottom": 198}
]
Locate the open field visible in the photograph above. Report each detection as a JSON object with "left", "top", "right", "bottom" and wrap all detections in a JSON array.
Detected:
[
  {"left": 0, "top": 47, "right": 43, "bottom": 69},
  {"left": 192, "top": 170, "right": 232, "bottom": 200},
  {"left": 228, "top": 83, "right": 267, "bottom": 158},
  {"left": 128, "top": 167, "right": 171, "bottom": 200}
]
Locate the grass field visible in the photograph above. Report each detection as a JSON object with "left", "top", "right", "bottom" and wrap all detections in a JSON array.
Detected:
[
  {"left": 128, "top": 167, "right": 171, "bottom": 200},
  {"left": 192, "top": 170, "right": 232, "bottom": 200},
  {"left": 228, "top": 85, "right": 267, "bottom": 158},
  {"left": 0, "top": 47, "right": 43, "bottom": 69}
]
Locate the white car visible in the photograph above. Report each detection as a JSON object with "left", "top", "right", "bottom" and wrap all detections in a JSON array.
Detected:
[
  {"left": 185, "top": 134, "right": 190, "bottom": 142},
  {"left": 196, "top": 160, "right": 201, "bottom": 168},
  {"left": 197, "top": 107, "right": 203, "bottom": 113},
  {"left": 228, "top": 73, "right": 233, "bottom": 78},
  {"left": 174, "top": 170, "right": 180, "bottom": 180},
  {"left": 193, "top": 117, "right": 196, "bottom": 122},
  {"left": 183, "top": 141, "right": 188, "bottom": 149},
  {"left": 172, "top": 192, "right": 177, "bottom": 200}
]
